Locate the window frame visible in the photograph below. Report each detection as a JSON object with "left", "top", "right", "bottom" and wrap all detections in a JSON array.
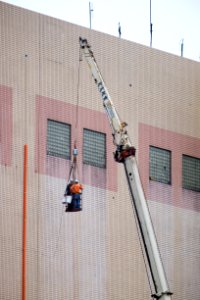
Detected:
[
  {"left": 46, "top": 119, "right": 71, "bottom": 160},
  {"left": 149, "top": 145, "right": 171, "bottom": 185},
  {"left": 83, "top": 128, "right": 106, "bottom": 169},
  {"left": 182, "top": 154, "right": 200, "bottom": 192}
]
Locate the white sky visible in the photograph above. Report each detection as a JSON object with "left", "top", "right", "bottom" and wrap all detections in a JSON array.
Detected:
[{"left": 3, "top": 0, "right": 200, "bottom": 61}]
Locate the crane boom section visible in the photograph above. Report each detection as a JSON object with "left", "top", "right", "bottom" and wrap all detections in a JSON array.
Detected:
[
  {"left": 79, "top": 37, "right": 130, "bottom": 150},
  {"left": 79, "top": 37, "right": 172, "bottom": 300}
]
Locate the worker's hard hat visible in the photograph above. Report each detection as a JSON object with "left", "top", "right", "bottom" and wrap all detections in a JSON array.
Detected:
[{"left": 75, "top": 179, "right": 79, "bottom": 183}]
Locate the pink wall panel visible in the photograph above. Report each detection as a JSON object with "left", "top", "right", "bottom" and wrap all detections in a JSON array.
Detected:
[
  {"left": 35, "top": 95, "right": 117, "bottom": 191},
  {"left": 139, "top": 123, "right": 200, "bottom": 211}
]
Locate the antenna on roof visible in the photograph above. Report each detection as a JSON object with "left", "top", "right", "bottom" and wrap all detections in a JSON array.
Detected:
[
  {"left": 118, "top": 22, "right": 121, "bottom": 38},
  {"left": 180, "top": 39, "right": 184, "bottom": 57},
  {"left": 150, "top": 0, "right": 153, "bottom": 47},
  {"left": 89, "top": 2, "right": 93, "bottom": 29}
]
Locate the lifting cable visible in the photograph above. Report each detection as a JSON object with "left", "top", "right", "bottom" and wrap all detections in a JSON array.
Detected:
[
  {"left": 67, "top": 49, "right": 82, "bottom": 183},
  {"left": 54, "top": 50, "right": 83, "bottom": 255},
  {"left": 75, "top": 49, "right": 82, "bottom": 131}
]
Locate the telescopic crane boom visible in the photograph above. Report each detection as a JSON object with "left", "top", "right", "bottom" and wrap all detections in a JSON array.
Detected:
[{"left": 79, "top": 37, "right": 172, "bottom": 300}]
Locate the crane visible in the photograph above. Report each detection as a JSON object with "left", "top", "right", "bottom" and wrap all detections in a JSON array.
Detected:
[{"left": 79, "top": 37, "right": 173, "bottom": 300}]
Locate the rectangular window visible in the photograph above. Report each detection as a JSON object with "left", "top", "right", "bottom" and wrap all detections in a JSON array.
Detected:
[
  {"left": 47, "top": 119, "right": 71, "bottom": 159},
  {"left": 83, "top": 128, "right": 106, "bottom": 168},
  {"left": 149, "top": 146, "right": 171, "bottom": 184},
  {"left": 182, "top": 155, "right": 200, "bottom": 192}
]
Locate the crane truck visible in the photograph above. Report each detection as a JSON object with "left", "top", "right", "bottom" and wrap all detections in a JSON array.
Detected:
[{"left": 79, "top": 37, "right": 173, "bottom": 300}]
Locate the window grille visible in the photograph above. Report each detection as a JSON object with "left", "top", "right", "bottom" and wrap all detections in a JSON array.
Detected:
[
  {"left": 83, "top": 128, "right": 106, "bottom": 168},
  {"left": 47, "top": 119, "right": 71, "bottom": 159},
  {"left": 149, "top": 146, "right": 171, "bottom": 184},
  {"left": 182, "top": 155, "right": 200, "bottom": 192}
]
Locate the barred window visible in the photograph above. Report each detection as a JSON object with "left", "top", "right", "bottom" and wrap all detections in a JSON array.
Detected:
[
  {"left": 182, "top": 155, "right": 200, "bottom": 192},
  {"left": 83, "top": 128, "right": 106, "bottom": 168},
  {"left": 149, "top": 146, "right": 171, "bottom": 184},
  {"left": 47, "top": 119, "right": 71, "bottom": 159}
]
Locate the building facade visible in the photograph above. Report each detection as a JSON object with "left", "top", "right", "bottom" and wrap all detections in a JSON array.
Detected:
[{"left": 0, "top": 2, "right": 200, "bottom": 299}]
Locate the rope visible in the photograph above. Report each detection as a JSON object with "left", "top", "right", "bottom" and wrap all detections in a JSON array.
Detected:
[
  {"left": 75, "top": 50, "right": 82, "bottom": 130},
  {"left": 62, "top": 49, "right": 82, "bottom": 199},
  {"left": 71, "top": 50, "right": 82, "bottom": 181},
  {"left": 54, "top": 33, "right": 82, "bottom": 259}
]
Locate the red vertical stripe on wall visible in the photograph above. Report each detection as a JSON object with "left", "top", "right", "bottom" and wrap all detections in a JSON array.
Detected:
[{"left": 0, "top": 85, "right": 12, "bottom": 166}]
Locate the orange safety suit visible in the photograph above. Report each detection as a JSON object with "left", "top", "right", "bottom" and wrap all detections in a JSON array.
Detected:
[{"left": 70, "top": 183, "right": 83, "bottom": 194}]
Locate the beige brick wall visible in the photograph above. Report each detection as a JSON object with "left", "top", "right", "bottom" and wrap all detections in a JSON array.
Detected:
[{"left": 0, "top": 1, "right": 200, "bottom": 299}]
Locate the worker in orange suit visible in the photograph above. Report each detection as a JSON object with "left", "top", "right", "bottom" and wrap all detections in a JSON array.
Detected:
[{"left": 70, "top": 179, "right": 84, "bottom": 209}]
